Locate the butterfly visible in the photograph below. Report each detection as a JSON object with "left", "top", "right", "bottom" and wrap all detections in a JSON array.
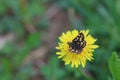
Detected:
[{"left": 67, "top": 32, "right": 86, "bottom": 53}]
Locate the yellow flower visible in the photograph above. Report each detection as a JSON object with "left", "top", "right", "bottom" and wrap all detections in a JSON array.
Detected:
[{"left": 56, "top": 29, "right": 99, "bottom": 68}]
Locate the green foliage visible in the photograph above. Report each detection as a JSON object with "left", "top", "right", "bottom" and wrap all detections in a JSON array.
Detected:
[
  {"left": 0, "top": 0, "right": 45, "bottom": 79},
  {"left": 0, "top": 0, "right": 45, "bottom": 80},
  {"left": 40, "top": 55, "right": 83, "bottom": 80},
  {"left": 13, "top": 33, "right": 42, "bottom": 66},
  {"left": 108, "top": 52, "right": 120, "bottom": 80},
  {"left": 40, "top": 56, "right": 65, "bottom": 80},
  {"left": 0, "top": 32, "right": 42, "bottom": 80}
]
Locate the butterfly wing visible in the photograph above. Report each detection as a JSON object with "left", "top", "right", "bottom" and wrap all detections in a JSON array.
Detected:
[
  {"left": 72, "top": 33, "right": 86, "bottom": 49},
  {"left": 68, "top": 32, "right": 86, "bottom": 53}
]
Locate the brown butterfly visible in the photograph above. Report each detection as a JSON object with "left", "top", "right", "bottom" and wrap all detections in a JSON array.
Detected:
[{"left": 67, "top": 32, "right": 86, "bottom": 53}]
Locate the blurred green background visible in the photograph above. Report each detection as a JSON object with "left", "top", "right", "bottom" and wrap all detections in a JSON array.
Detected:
[{"left": 0, "top": 0, "right": 120, "bottom": 80}]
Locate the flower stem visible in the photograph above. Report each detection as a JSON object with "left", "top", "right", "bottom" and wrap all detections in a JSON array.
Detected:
[{"left": 77, "top": 68, "right": 94, "bottom": 80}]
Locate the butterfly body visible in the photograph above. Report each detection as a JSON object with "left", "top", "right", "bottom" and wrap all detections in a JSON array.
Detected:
[{"left": 67, "top": 33, "right": 86, "bottom": 54}]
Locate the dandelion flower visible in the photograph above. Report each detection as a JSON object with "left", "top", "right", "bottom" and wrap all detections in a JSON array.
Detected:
[{"left": 56, "top": 29, "right": 99, "bottom": 68}]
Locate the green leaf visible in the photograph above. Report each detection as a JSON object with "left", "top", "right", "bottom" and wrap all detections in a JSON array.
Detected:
[
  {"left": 13, "top": 33, "right": 41, "bottom": 67},
  {"left": 108, "top": 52, "right": 120, "bottom": 80},
  {"left": 1, "top": 59, "right": 12, "bottom": 80},
  {"left": 25, "top": 33, "right": 41, "bottom": 49},
  {"left": 40, "top": 56, "right": 65, "bottom": 80}
]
